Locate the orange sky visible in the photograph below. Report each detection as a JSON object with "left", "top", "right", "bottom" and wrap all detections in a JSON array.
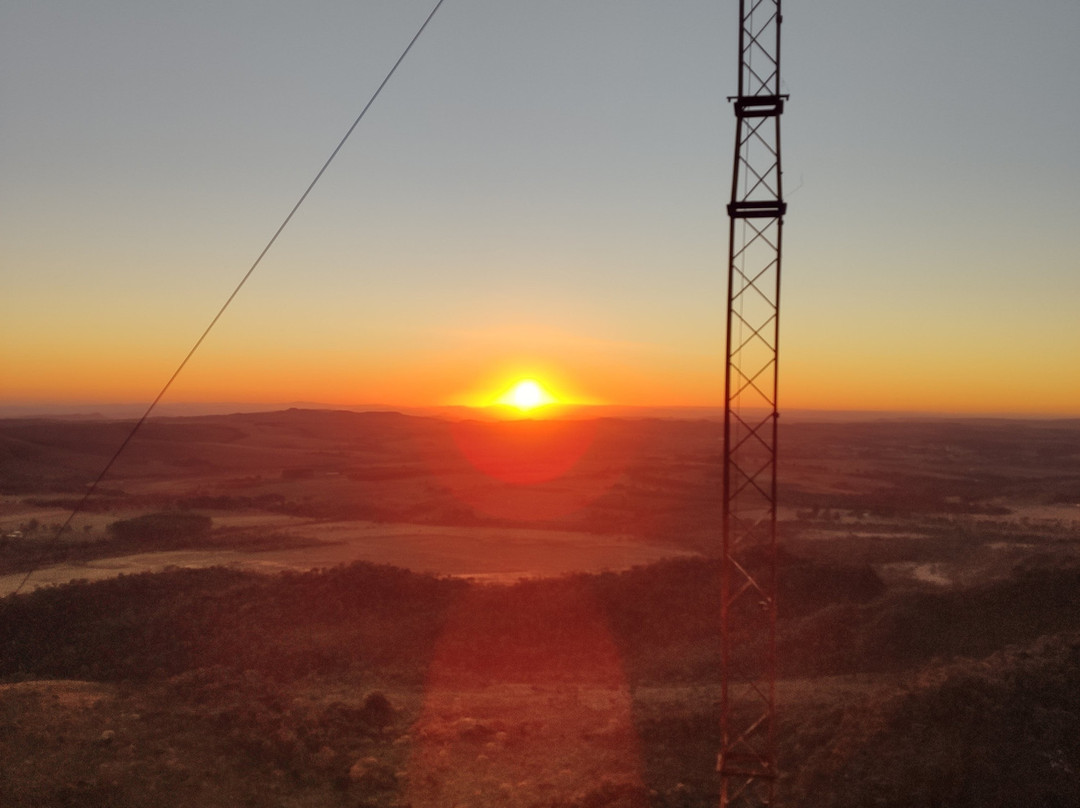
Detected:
[
  {"left": 3, "top": 3, "right": 1079, "bottom": 418},
  {"left": 5, "top": 323, "right": 1077, "bottom": 416}
]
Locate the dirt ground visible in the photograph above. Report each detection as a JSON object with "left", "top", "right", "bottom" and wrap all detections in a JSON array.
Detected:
[{"left": 0, "top": 673, "right": 902, "bottom": 808}]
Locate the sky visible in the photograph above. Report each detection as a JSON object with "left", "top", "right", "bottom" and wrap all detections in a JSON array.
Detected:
[{"left": 3, "top": 0, "right": 1079, "bottom": 416}]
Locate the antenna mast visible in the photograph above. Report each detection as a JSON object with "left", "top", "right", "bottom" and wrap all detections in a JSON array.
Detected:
[{"left": 720, "top": 0, "right": 785, "bottom": 806}]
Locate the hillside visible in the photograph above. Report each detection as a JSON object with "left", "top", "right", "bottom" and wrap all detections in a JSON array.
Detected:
[
  {"left": 2, "top": 559, "right": 1079, "bottom": 806},
  {"left": 1, "top": 411, "right": 1079, "bottom": 805}
]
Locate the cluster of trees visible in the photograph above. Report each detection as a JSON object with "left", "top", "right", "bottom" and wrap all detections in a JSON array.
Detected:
[
  {"left": 3, "top": 556, "right": 1079, "bottom": 806},
  {"left": 0, "top": 554, "right": 891, "bottom": 686},
  {"left": 5, "top": 555, "right": 1079, "bottom": 685},
  {"left": 1, "top": 512, "right": 219, "bottom": 575},
  {"left": 781, "top": 631, "right": 1080, "bottom": 807},
  {"left": 0, "top": 562, "right": 462, "bottom": 682},
  {"left": 107, "top": 512, "right": 212, "bottom": 543}
]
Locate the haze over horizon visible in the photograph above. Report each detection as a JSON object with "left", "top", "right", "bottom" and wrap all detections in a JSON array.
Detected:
[
  {"left": 4, "top": 1, "right": 1079, "bottom": 416},
  {"left": 3, "top": 400, "right": 1075, "bottom": 425}
]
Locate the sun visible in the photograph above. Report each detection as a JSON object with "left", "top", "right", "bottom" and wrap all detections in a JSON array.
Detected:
[{"left": 496, "top": 378, "right": 558, "bottom": 413}]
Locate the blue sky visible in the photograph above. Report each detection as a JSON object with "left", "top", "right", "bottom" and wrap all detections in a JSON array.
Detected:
[{"left": 3, "top": 1, "right": 1079, "bottom": 413}]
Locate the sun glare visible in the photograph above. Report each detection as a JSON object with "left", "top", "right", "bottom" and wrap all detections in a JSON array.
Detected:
[{"left": 497, "top": 379, "right": 557, "bottom": 412}]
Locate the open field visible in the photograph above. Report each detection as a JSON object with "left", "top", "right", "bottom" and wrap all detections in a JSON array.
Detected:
[
  {"left": 2, "top": 410, "right": 1080, "bottom": 806},
  {"left": 0, "top": 518, "right": 691, "bottom": 595},
  {"left": 4, "top": 410, "right": 1078, "bottom": 585}
]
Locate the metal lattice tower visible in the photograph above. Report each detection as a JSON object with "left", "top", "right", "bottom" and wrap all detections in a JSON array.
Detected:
[{"left": 719, "top": 1, "right": 786, "bottom": 806}]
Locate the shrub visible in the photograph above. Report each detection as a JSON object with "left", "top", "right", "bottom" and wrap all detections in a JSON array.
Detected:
[{"left": 107, "top": 512, "right": 212, "bottom": 544}]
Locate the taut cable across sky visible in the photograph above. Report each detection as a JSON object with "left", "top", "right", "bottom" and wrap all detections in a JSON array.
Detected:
[
  {"left": 9, "top": 0, "right": 448, "bottom": 596},
  {"left": 3, "top": 2, "right": 1078, "bottom": 415}
]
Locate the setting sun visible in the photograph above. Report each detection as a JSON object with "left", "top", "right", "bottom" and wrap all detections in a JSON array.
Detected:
[{"left": 497, "top": 379, "right": 557, "bottom": 412}]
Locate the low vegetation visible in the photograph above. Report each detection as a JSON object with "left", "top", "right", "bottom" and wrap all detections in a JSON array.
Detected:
[
  {"left": 2, "top": 557, "right": 1079, "bottom": 806},
  {"left": 106, "top": 512, "right": 213, "bottom": 543},
  {"left": 2, "top": 412, "right": 1078, "bottom": 805}
]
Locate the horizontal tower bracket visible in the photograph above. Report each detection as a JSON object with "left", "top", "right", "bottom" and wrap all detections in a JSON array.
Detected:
[
  {"left": 727, "top": 200, "right": 787, "bottom": 219},
  {"left": 729, "top": 94, "right": 787, "bottom": 118}
]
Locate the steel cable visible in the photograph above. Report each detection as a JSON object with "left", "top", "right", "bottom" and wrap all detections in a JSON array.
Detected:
[{"left": 11, "top": 0, "right": 448, "bottom": 595}]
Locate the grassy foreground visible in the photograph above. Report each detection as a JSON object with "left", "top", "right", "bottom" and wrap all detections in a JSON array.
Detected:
[{"left": 2, "top": 557, "right": 1079, "bottom": 807}]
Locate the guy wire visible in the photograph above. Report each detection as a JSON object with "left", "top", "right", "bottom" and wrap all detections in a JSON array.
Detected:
[{"left": 11, "top": 0, "right": 449, "bottom": 596}]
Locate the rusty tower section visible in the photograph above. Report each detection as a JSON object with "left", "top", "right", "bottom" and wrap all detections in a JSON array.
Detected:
[{"left": 719, "top": 0, "right": 785, "bottom": 806}]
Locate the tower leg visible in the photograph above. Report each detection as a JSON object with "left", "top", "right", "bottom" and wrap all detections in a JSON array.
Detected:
[{"left": 719, "top": 2, "right": 785, "bottom": 806}]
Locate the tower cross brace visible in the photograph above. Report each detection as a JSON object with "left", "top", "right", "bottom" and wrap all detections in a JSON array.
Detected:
[{"left": 720, "top": 1, "right": 786, "bottom": 806}]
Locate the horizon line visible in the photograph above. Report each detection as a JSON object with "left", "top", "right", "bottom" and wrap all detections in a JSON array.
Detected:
[{"left": 2, "top": 400, "right": 1078, "bottom": 422}]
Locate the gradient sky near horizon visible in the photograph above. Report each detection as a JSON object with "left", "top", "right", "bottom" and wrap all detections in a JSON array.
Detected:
[{"left": 3, "top": 0, "right": 1079, "bottom": 415}]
